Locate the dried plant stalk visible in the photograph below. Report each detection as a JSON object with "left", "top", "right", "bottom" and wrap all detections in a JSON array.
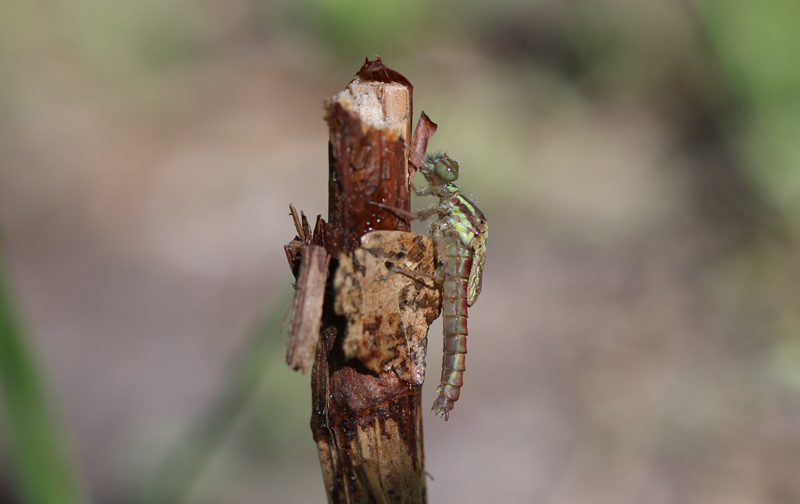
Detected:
[{"left": 285, "top": 57, "right": 440, "bottom": 503}]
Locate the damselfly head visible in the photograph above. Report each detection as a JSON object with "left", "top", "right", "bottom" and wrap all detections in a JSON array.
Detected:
[{"left": 427, "top": 154, "right": 459, "bottom": 184}]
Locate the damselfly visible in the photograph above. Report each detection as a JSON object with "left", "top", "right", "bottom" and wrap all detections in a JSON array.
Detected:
[{"left": 376, "top": 150, "right": 488, "bottom": 420}]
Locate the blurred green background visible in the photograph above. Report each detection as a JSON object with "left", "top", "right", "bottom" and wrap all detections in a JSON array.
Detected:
[{"left": 2, "top": 0, "right": 800, "bottom": 503}]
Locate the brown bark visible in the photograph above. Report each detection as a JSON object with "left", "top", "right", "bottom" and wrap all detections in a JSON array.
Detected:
[{"left": 285, "top": 57, "right": 441, "bottom": 503}]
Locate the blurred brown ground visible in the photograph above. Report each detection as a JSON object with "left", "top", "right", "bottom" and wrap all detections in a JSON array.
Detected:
[{"left": 2, "top": 1, "right": 800, "bottom": 503}]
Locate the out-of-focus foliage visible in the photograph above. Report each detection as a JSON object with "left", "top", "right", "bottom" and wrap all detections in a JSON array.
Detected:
[
  {"left": 0, "top": 257, "right": 87, "bottom": 504},
  {"left": 300, "top": 0, "right": 430, "bottom": 60},
  {"left": 698, "top": 0, "right": 800, "bottom": 396},
  {"left": 139, "top": 292, "right": 302, "bottom": 504},
  {"left": 0, "top": 1, "right": 211, "bottom": 80},
  {"left": 701, "top": 0, "right": 800, "bottom": 221}
]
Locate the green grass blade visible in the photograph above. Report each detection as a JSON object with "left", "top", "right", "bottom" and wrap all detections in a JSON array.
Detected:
[
  {"left": 0, "top": 252, "right": 88, "bottom": 504},
  {"left": 139, "top": 290, "right": 293, "bottom": 504}
]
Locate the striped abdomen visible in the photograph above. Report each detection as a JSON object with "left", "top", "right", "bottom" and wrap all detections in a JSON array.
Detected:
[{"left": 431, "top": 242, "right": 472, "bottom": 420}]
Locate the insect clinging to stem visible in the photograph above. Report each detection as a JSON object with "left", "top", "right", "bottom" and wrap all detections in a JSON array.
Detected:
[{"left": 375, "top": 145, "right": 488, "bottom": 420}]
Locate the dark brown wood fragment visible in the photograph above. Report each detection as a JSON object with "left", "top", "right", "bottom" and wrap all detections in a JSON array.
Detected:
[
  {"left": 285, "top": 204, "right": 315, "bottom": 273},
  {"left": 285, "top": 245, "right": 330, "bottom": 373},
  {"left": 408, "top": 112, "right": 438, "bottom": 183},
  {"left": 355, "top": 56, "right": 413, "bottom": 88}
]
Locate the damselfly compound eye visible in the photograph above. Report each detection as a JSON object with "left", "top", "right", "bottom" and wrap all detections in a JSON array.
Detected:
[{"left": 433, "top": 156, "right": 459, "bottom": 183}]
